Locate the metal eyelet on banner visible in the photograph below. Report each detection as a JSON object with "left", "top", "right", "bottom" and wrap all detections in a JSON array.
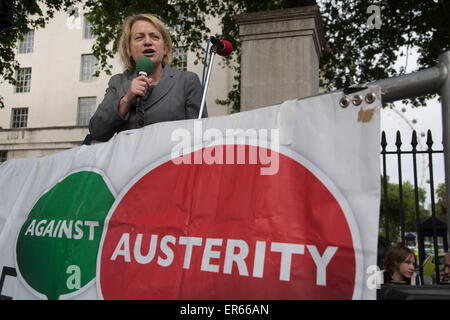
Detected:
[
  {"left": 339, "top": 96, "right": 350, "bottom": 108},
  {"left": 352, "top": 95, "right": 363, "bottom": 106},
  {"left": 365, "top": 92, "right": 376, "bottom": 104}
]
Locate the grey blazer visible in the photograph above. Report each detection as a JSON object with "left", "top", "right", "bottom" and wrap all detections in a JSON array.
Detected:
[{"left": 88, "top": 66, "right": 206, "bottom": 141}]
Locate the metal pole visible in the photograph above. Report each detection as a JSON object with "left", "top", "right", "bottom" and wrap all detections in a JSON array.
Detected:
[
  {"left": 439, "top": 50, "right": 450, "bottom": 246},
  {"left": 381, "top": 132, "right": 390, "bottom": 244},
  {"left": 395, "top": 131, "right": 405, "bottom": 244},
  {"left": 426, "top": 130, "right": 441, "bottom": 283},
  {"left": 198, "top": 50, "right": 216, "bottom": 119},
  {"left": 411, "top": 130, "right": 424, "bottom": 283},
  {"left": 373, "top": 66, "right": 444, "bottom": 103},
  {"left": 302, "top": 57, "right": 446, "bottom": 103}
]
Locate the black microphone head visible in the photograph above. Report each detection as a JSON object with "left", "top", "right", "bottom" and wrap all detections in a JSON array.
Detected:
[{"left": 210, "top": 36, "right": 225, "bottom": 51}]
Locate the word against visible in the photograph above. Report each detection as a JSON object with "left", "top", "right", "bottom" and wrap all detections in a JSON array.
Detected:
[
  {"left": 170, "top": 120, "right": 280, "bottom": 175},
  {"left": 110, "top": 234, "right": 338, "bottom": 285},
  {"left": 24, "top": 219, "right": 100, "bottom": 240},
  {"left": 367, "top": 5, "right": 381, "bottom": 29}
]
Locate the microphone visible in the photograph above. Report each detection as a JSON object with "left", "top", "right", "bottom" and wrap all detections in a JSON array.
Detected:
[
  {"left": 136, "top": 56, "right": 154, "bottom": 78},
  {"left": 210, "top": 36, "right": 233, "bottom": 56},
  {"left": 135, "top": 57, "right": 154, "bottom": 109}
]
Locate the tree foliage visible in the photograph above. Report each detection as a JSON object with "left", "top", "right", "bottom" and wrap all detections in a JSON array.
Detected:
[
  {"left": 1, "top": 0, "right": 449, "bottom": 110},
  {"left": 380, "top": 176, "right": 427, "bottom": 242},
  {"left": 319, "top": 0, "right": 450, "bottom": 107},
  {"left": 436, "top": 182, "right": 447, "bottom": 216}
]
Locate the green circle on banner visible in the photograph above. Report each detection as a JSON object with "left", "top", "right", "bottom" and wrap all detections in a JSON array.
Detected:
[{"left": 15, "top": 170, "right": 115, "bottom": 300}]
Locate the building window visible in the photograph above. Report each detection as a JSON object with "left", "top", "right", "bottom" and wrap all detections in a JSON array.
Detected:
[
  {"left": 80, "top": 54, "right": 98, "bottom": 81},
  {"left": 18, "top": 30, "right": 34, "bottom": 54},
  {"left": 0, "top": 151, "right": 7, "bottom": 164},
  {"left": 15, "top": 68, "right": 32, "bottom": 93},
  {"left": 173, "top": 47, "right": 187, "bottom": 71},
  {"left": 83, "top": 14, "right": 95, "bottom": 39},
  {"left": 11, "top": 108, "right": 28, "bottom": 128},
  {"left": 77, "top": 97, "right": 96, "bottom": 126}
]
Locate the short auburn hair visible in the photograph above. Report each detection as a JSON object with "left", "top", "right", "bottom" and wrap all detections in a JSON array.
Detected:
[{"left": 118, "top": 13, "right": 173, "bottom": 71}]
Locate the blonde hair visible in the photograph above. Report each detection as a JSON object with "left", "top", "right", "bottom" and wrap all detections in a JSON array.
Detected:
[{"left": 118, "top": 13, "right": 172, "bottom": 71}]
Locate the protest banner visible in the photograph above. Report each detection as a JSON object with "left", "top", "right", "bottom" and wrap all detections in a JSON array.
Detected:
[{"left": 0, "top": 87, "right": 381, "bottom": 299}]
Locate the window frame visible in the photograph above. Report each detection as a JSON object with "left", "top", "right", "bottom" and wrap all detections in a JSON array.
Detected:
[
  {"left": 83, "top": 14, "right": 95, "bottom": 39},
  {"left": 15, "top": 67, "right": 32, "bottom": 93},
  {"left": 80, "top": 54, "right": 99, "bottom": 81},
  {"left": 10, "top": 107, "right": 29, "bottom": 128},
  {"left": 18, "top": 30, "right": 34, "bottom": 54},
  {"left": 77, "top": 97, "right": 96, "bottom": 126}
]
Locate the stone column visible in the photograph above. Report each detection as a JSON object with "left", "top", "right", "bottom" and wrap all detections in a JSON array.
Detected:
[{"left": 235, "top": 6, "right": 325, "bottom": 111}]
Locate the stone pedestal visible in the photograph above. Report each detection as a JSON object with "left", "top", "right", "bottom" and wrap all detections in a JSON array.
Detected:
[{"left": 235, "top": 6, "right": 324, "bottom": 111}]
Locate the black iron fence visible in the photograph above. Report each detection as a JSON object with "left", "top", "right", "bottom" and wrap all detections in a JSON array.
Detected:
[{"left": 380, "top": 129, "right": 447, "bottom": 284}]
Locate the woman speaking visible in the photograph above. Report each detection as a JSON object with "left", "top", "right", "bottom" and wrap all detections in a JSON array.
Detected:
[{"left": 89, "top": 13, "right": 205, "bottom": 142}]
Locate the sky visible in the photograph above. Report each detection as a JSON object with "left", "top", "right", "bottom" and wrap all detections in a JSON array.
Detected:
[{"left": 380, "top": 46, "right": 445, "bottom": 207}]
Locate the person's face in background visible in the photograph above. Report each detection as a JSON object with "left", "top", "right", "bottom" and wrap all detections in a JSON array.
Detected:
[
  {"left": 396, "top": 254, "right": 416, "bottom": 279},
  {"left": 444, "top": 254, "right": 450, "bottom": 275}
]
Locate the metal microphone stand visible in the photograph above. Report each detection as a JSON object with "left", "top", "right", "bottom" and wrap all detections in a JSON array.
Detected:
[{"left": 198, "top": 45, "right": 218, "bottom": 119}]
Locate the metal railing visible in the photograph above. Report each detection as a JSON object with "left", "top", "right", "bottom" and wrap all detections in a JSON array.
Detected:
[
  {"left": 372, "top": 50, "right": 450, "bottom": 240},
  {"left": 381, "top": 129, "right": 446, "bottom": 284},
  {"left": 334, "top": 49, "right": 450, "bottom": 286}
]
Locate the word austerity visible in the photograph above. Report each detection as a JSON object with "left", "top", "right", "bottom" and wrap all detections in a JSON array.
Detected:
[{"left": 109, "top": 233, "right": 338, "bottom": 285}]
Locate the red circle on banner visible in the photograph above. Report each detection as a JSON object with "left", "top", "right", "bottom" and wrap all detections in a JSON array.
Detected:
[{"left": 98, "top": 145, "right": 360, "bottom": 299}]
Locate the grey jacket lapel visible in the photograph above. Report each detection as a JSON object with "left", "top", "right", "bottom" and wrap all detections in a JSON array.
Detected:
[{"left": 144, "top": 66, "right": 176, "bottom": 111}]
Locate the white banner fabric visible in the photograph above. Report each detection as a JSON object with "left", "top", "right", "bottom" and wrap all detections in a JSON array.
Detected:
[{"left": 0, "top": 87, "right": 381, "bottom": 300}]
